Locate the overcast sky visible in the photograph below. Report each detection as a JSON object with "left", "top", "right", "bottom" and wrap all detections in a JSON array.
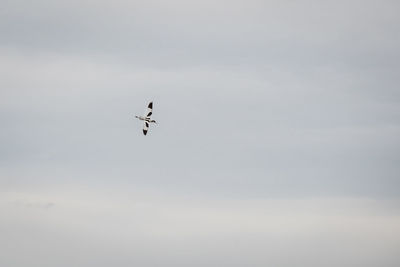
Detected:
[{"left": 1, "top": 0, "right": 400, "bottom": 266}]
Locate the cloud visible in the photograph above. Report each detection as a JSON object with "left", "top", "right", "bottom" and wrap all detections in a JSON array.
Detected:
[
  {"left": 1, "top": 48, "right": 399, "bottom": 197},
  {"left": 1, "top": 0, "right": 399, "bottom": 69},
  {"left": 1, "top": 188, "right": 399, "bottom": 267},
  {"left": 0, "top": 46, "right": 399, "bottom": 196},
  {"left": 1, "top": 1, "right": 400, "bottom": 265}
]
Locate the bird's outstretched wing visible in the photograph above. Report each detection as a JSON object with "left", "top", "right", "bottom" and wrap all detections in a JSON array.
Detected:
[
  {"left": 145, "top": 102, "right": 153, "bottom": 118},
  {"left": 143, "top": 121, "right": 149, "bottom": 135}
]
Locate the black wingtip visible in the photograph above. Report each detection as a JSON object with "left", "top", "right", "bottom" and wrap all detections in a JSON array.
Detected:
[
  {"left": 148, "top": 102, "right": 153, "bottom": 109},
  {"left": 143, "top": 129, "right": 148, "bottom": 135}
]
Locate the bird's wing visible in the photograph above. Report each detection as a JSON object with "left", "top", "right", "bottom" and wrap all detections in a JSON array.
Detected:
[
  {"left": 143, "top": 121, "right": 150, "bottom": 135},
  {"left": 145, "top": 102, "right": 153, "bottom": 118}
]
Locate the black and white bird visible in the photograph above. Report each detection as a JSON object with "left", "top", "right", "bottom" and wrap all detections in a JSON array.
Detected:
[{"left": 135, "top": 102, "right": 157, "bottom": 135}]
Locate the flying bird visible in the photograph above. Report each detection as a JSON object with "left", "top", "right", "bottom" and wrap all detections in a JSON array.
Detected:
[{"left": 135, "top": 102, "right": 157, "bottom": 135}]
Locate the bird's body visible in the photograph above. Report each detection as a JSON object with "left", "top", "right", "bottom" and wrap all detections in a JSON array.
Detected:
[
  {"left": 135, "top": 102, "right": 157, "bottom": 135},
  {"left": 135, "top": 116, "right": 156, "bottom": 123}
]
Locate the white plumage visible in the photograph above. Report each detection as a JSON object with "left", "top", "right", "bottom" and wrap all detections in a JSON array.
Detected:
[{"left": 135, "top": 102, "right": 157, "bottom": 135}]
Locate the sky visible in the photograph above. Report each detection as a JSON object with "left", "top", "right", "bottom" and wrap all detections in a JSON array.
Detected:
[{"left": 1, "top": 0, "right": 400, "bottom": 266}]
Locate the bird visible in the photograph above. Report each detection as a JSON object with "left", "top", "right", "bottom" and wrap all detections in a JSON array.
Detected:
[{"left": 135, "top": 102, "right": 157, "bottom": 135}]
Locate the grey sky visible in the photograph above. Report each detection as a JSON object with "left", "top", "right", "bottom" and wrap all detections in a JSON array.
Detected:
[{"left": 1, "top": 0, "right": 400, "bottom": 266}]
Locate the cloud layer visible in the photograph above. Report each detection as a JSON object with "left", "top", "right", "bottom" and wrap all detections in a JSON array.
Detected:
[
  {"left": 1, "top": 188, "right": 400, "bottom": 267},
  {"left": 1, "top": 0, "right": 400, "bottom": 266}
]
